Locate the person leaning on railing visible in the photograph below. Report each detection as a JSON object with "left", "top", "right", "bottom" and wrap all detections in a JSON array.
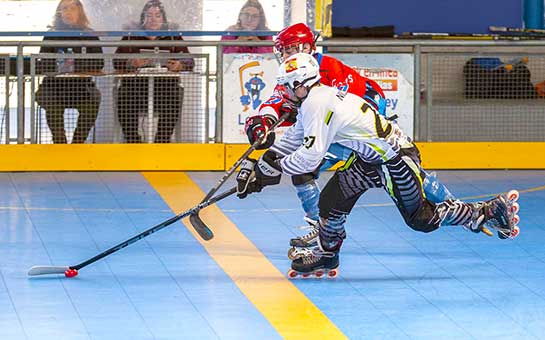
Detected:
[
  {"left": 113, "top": 0, "right": 194, "bottom": 143},
  {"left": 35, "top": 0, "right": 104, "bottom": 144},
  {"left": 221, "top": 0, "right": 273, "bottom": 54}
]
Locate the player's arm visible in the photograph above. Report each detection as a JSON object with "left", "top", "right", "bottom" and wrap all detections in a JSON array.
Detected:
[
  {"left": 236, "top": 113, "right": 310, "bottom": 199},
  {"left": 279, "top": 101, "right": 334, "bottom": 176}
]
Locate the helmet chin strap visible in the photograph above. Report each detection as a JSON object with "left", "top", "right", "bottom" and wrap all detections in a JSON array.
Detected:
[
  {"left": 284, "top": 93, "right": 302, "bottom": 107},
  {"left": 291, "top": 83, "right": 317, "bottom": 105}
]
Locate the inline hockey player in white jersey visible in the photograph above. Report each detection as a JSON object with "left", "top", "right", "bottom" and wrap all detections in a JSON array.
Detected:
[
  {"left": 243, "top": 23, "right": 455, "bottom": 251},
  {"left": 237, "top": 53, "right": 521, "bottom": 278}
]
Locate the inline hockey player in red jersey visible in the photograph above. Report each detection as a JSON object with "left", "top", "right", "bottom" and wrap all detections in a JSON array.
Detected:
[
  {"left": 241, "top": 23, "right": 456, "bottom": 249},
  {"left": 238, "top": 53, "right": 521, "bottom": 278}
]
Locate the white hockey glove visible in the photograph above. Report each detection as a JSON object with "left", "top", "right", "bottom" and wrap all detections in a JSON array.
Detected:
[
  {"left": 236, "top": 152, "right": 283, "bottom": 199},
  {"left": 237, "top": 158, "right": 259, "bottom": 199}
]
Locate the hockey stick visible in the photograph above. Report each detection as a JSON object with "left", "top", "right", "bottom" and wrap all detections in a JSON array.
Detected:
[
  {"left": 189, "top": 112, "right": 290, "bottom": 240},
  {"left": 28, "top": 186, "right": 237, "bottom": 277}
]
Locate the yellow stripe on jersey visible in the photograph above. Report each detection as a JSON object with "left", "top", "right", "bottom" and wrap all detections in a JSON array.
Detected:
[
  {"left": 367, "top": 142, "right": 389, "bottom": 161},
  {"left": 339, "top": 152, "right": 356, "bottom": 171},
  {"left": 325, "top": 110, "right": 334, "bottom": 125}
]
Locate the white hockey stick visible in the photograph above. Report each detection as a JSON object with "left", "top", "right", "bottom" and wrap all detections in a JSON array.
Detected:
[{"left": 28, "top": 266, "right": 69, "bottom": 276}]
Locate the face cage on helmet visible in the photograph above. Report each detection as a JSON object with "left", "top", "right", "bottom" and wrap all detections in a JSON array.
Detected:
[
  {"left": 273, "top": 43, "right": 314, "bottom": 62},
  {"left": 283, "top": 79, "right": 315, "bottom": 105}
]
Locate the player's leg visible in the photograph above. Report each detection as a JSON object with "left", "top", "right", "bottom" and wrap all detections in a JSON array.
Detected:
[
  {"left": 422, "top": 170, "right": 456, "bottom": 203},
  {"left": 438, "top": 191, "right": 520, "bottom": 239},
  {"left": 289, "top": 144, "right": 355, "bottom": 247},
  {"left": 268, "top": 124, "right": 321, "bottom": 225},
  {"left": 288, "top": 156, "right": 382, "bottom": 278},
  {"left": 288, "top": 183, "right": 355, "bottom": 278},
  {"left": 72, "top": 85, "right": 101, "bottom": 144},
  {"left": 44, "top": 104, "right": 68, "bottom": 144},
  {"left": 117, "top": 85, "right": 144, "bottom": 143},
  {"left": 383, "top": 154, "right": 520, "bottom": 239},
  {"left": 399, "top": 145, "right": 456, "bottom": 203},
  {"left": 154, "top": 84, "right": 183, "bottom": 143},
  {"left": 291, "top": 173, "right": 320, "bottom": 224}
]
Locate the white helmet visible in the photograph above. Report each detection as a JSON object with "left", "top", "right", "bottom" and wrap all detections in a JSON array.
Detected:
[{"left": 277, "top": 53, "right": 321, "bottom": 93}]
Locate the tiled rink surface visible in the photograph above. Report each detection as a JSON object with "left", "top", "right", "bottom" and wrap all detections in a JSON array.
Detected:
[{"left": 1, "top": 170, "right": 544, "bottom": 339}]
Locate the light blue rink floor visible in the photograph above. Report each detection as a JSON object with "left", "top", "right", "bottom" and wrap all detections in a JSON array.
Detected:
[{"left": 0, "top": 170, "right": 545, "bottom": 340}]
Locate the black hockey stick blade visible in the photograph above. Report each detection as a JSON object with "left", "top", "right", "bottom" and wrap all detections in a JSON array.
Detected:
[
  {"left": 187, "top": 112, "right": 291, "bottom": 241},
  {"left": 189, "top": 212, "right": 214, "bottom": 240}
]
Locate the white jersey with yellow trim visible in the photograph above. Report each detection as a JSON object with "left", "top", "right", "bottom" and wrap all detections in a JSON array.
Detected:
[{"left": 279, "top": 84, "right": 412, "bottom": 176}]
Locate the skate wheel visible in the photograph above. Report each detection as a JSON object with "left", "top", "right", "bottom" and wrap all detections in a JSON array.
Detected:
[
  {"left": 507, "top": 190, "right": 519, "bottom": 202},
  {"left": 301, "top": 273, "right": 311, "bottom": 279},
  {"left": 314, "top": 270, "right": 324, "bottom": 278},
  {"left": 287, "top": 269, "right": 298, "bottom": 279},
  {"left": 327, "top": 269, "right": 338, "bottom": 278},
  {"left": 511, "top": 202, "right": 520, "bottom": 214},
  {"left": 512, "top": 214, "right": 520, "bottom": 225},
  {"left": 511, "top": 225, "right": 520, "bottom": 238}
]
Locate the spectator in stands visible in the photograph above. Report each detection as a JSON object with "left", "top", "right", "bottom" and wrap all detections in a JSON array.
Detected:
[
  {"left": 114, "top": 0, "right": 194, "bottom": 143},
  {"left": 35, "top": 0, "right": 103, "bottom": 144},
  {"left": 221, "top": 0, "right": 273, "bottom": 54}
]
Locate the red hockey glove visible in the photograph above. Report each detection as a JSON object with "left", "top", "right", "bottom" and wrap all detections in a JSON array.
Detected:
[{"left": 244, "top": 115, "right": 276, "bottom": 150}]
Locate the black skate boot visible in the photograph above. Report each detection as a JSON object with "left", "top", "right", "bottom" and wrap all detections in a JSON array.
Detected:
[
  {"left": 467, "top": 190, "right": 520, "bottom": 239},
  {"left": 287, "top": 236, "right": 341, "bottom": 279},
  {"left": 287, "top": 250, "right": 339, "bottom": 279},
  {"left": 289, "top": 216, "right": 318, "bottom": 248}
]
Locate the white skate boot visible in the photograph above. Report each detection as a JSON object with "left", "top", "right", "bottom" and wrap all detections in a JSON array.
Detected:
[{"left": 468, "top": 190, "right": 520, "bottom": 239}]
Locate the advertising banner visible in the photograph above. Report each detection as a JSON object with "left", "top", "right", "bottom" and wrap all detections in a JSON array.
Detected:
[
  {"left": 222, "top": 53, "right": 282, "bottom": 143},
  {"left": 330, "top": 53, "right": 415, "bottom": 138},
  {"left": 222, "top": 53, "right": 415, "bottom": 143}
]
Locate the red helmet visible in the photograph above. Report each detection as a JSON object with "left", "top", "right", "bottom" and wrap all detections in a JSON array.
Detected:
[{"left": 274, "top": 23, "right": 316, "bottom": 57}]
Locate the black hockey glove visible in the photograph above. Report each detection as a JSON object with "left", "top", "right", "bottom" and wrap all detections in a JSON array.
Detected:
[
  {"left": 244, "top": 115, "right": 276, "bottom": 150},
  {"left": 237, "top": 158, "right": 261, "bottom": 199},
  {"left": 254, "top": 150, "right": 282, "bottom": 188}
]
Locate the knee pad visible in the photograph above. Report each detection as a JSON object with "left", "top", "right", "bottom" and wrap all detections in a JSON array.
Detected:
[
  {"left": 291, "top": 173, "right": 315, "bottom": 186},
  {"left": 291, "top": 159, "right": 322, "bottom": 186},
  {"left": 405, "top": 200, "right": 440, "bottom": 233}
]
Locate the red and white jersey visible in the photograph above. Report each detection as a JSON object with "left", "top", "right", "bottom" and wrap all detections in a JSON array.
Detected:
[
  {"left": 279, "top": 84, "right": 410, "bottom": 176},
  {"left": 258, "top": 53, "right": 385, "bottom": 126}
]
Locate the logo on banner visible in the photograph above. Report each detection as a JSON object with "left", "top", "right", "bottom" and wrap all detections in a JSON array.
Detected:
[
  {"left": 360, "top": 68, "right": 399, "bottom": 92},
  {"left": 239, "top": 61, "right": 266, "bottom": 111}
]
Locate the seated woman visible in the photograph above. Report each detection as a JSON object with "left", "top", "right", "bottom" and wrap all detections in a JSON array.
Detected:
[
  {"left": 221, "top": 0, "right": 273, "bottom": 54},
  {"left": 113, "top": 0, "right": 194, "bottom": 143},
  {"left": 35, "top": 0, "right": 103, "bottom": 144}
]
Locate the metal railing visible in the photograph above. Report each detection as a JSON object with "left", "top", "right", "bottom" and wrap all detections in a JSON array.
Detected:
[
  {"left": 0, "top": 54, "right": 8, "bottom": 144},
  {"left": 1, "top": 38, "right": 545, "bottom": 143},
  {"left": 28, "top": 53, "right": 209, "bottom": 144}
]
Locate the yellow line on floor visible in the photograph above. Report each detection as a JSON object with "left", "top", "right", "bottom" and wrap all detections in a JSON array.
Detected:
[{"left": 142, "top": 172, "right": 346, "bottom": 340}]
